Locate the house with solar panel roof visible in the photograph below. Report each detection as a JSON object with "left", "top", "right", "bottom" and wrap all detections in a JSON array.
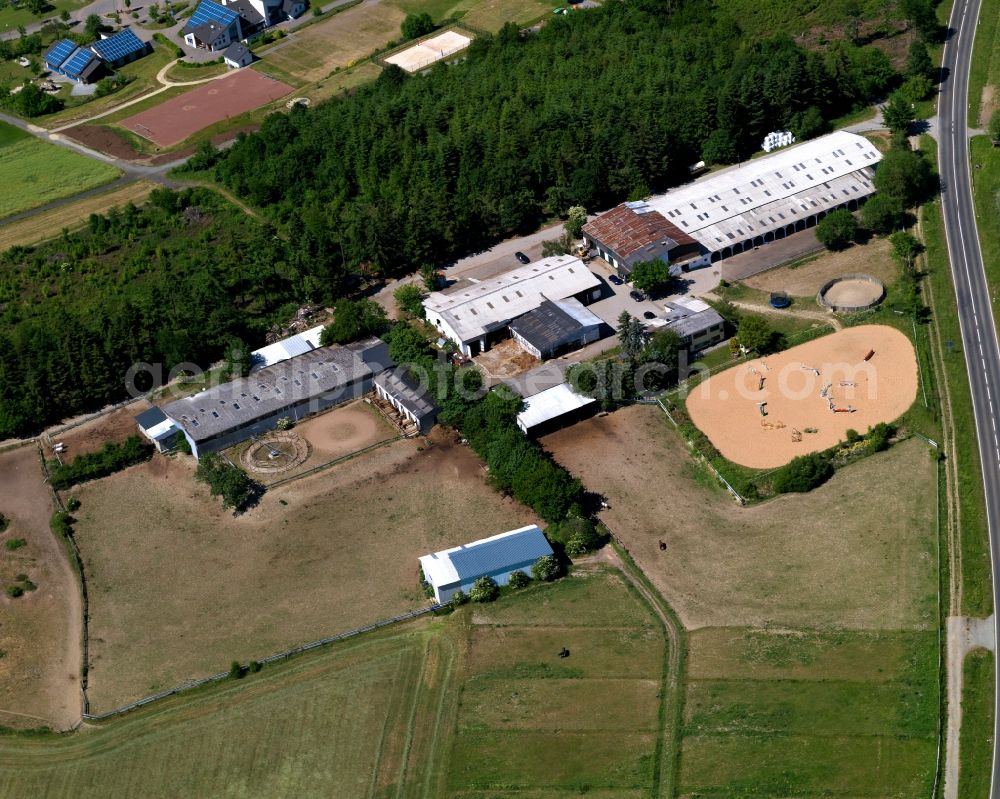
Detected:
[
  {"left": 45, "top": 38, "right": 105, "bottom": 83},
  {"left": 90, "top": 29, "right": 151, "bottom": 69},
  {"left": 182, "top": 0, "right": 306, "bottom": 51}
]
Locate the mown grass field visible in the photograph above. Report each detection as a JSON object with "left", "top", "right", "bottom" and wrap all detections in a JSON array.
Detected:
[
  {"left": 0, "top": 566, "right": 672, "bottom": 797},
  {"left": 968, "top": 0, "right": 1000, "bottom": 126},
  {"left": 959, "top": 649, "right": 995, "bottom": 799},
  {"left": 0, "top": 122, "right": 120, "bottom": 220},
  {"left": 544, "top": 405, "right": 940, "bottom": 797},
  {"left": 0, "top": 0, "right": 87, "bottom": 33},
  {"left": 0, "top": 179, "right": 157, "bottom": 250}
]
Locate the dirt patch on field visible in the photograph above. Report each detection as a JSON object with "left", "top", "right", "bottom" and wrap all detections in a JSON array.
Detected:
[
  {"left": 743, "top": 237, "right": 898, "bottom": 297},
  {"left": 685, "top": 325, "right": 918, "bottom": 468},
  {"left": 982, "top": 85, "right": 997, "bottom": 129},
  {"left": 61, "top": 125, "right": 144, "bottom": 161},
  {"left": 0, "top": 445, "right": 80, "bottom": 730},
  {"left": 49, "top": 403, "right": 151, "bottom": 459},
  {"left": 73, "top": 432, "right": 537, "bottom": 710},
  {"left": 475, "top": 339, "right": 539, "bottom": 381},
  {"left": 543, "top": 406, "right": 937, "bottom": 632}
]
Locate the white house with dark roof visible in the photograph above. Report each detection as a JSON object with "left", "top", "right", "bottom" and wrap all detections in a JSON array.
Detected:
[
  {"left": 423, "top": 255, "right": 602, "bottom": 357},
  {"left": 418, "top": 525, "right": 553, "bottom": 603},
  {"left": 374, "top": 367, "right": 438, "bottom": 433},
  {"left": 134, "top": 406, "right": 183, "bottom": 451}
]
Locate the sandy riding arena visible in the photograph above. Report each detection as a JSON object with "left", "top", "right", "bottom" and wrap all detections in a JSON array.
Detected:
[
  {"left": 686, "top": 325, "right": 918, "bottom": 468},
  {"left": 119, "top": 71, "right": 292, "bottom": 147},
  {"left": 385, "top": 30, "right": 472, "bottom": 73}
]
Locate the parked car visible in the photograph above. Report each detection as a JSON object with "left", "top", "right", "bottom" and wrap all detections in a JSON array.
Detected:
[
  {"left": 643, "top": 310, "right": 657, "bottom": 320},
  {"left": 515, "top": 251, "right": 530, "bottom": 264},
  {"left": 608, "top": 274, "right": 624, "bottom": 286},
  {"left": 629, "top": 289, "right": 646, "bottom": 302}
]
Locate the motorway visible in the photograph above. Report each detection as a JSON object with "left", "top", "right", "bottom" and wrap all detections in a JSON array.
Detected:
[{"left": 937, "top": 0, "right": 1000, "bottom": 793}]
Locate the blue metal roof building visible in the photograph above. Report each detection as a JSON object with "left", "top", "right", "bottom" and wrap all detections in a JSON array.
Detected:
[
  {"left": 91, "top": 29, "right": 150, "bottom": 68},
  {"left": 45, "top": 39, "right": 78, "bottom": 72},
  {"left": 419, "top": 525, "right": 553, "bottom": 603}
]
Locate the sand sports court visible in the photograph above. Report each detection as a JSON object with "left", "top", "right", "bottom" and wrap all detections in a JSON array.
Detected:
[
  {"left": 685, "top": 324, "right": 918, "bottom": 468},
  {"left": 119, "top": 70, "right": 293, "bottom": 147},
  {"left": 385, "top": 30, "right": 473, "bottom": 73}
]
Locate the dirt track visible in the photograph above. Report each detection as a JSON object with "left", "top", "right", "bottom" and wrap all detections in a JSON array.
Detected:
[
  {"left": 685, "top": 324, "right": 919, "bottom": 468},
  {"left": 0, "top": 445, "right": 81, "bottom": 730}
]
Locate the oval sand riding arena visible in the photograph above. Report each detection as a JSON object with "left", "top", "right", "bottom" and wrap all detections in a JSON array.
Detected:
[{"left": 685, "top": 325, "right": 919, "bottom": 468}]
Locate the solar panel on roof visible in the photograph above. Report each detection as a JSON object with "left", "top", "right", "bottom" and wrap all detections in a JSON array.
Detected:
[
  {"left": 46, "top": 39, "right": 77, "bottom": 68},
  {"left": 92, "top": 29, "right": 146, "bottom": 62},
  {"left": 188, "top": 0, "right": 239, "bottom": 28},
  {"left": 63, "top": 48, "right": 97, "bottom": 77}
]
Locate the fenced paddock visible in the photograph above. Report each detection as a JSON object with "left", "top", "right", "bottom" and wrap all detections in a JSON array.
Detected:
[
  {"left": 384, "top": 30, "right": 473, "bottom": 73},
  {"left": 818, "top": 273, "right": 887, "bottom": 313}
]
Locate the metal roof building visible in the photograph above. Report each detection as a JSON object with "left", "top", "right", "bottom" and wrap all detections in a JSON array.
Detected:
[
  {"left": 163, "top": 338, "right": 392, "bottom": 457},
  {"left": 46, "top": 40, "right": 104, "bottom": 83},
  {"left": 250, "top": 324, "right": 324, "bottom": 371},
  {"left": 418, "top": 524, "right": 553, "bottom": 603},
  {"left": 423, "top": 255, "right": 603, "bottom": 356},
  {"left": 646, "top": 297, "right": 726, "bottom": 353},
  {"left": 515, "top": 382, "right": 597, "bottom": 435},
  {"left": 134, "top": 406, "right": 183, "bottom": 452},
  {"left": 584, "top": 131, "right": 882, "bottom": 272},
  {"left": 509, "top": 298, "right": 603, "bottom": 359},
  {"left": 374, "top": 367, "right": 438, "bottom": 433},
  {"left": 91, "top": 29, "right": 150, "bottom": 67}
]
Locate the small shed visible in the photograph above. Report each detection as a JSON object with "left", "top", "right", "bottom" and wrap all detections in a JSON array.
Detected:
[
  {"left": 373, "top": 367, "right": 438, "bottom": 433},
  {"left": 134, "top": 406, "right": 182, "bottom": 451},
  {"left": 418, "top": 525, "right": 553, "bottom": 604},
  {"left": 509, "top": 298, "right": 603, "bottom": 359},
  {"left": 222, "top": 41, "right": 253, "bottom": 69},
  {"left": 515, "top": 382, "right": 596, "bottom": 436}
]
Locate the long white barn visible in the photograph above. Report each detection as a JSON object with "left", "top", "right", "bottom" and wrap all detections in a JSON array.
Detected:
[
  {"left": 583, "top": 130, "right": 882, "bottom": 275},
  {"left": 423, "top": 255, "right": 602, "bottom": 356}
]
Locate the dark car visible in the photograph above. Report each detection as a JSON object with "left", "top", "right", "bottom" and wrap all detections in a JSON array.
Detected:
[
  {"left": 643, "top": 310, "right": 657, "bottom": 320},
  {"left": 608, "top": 274, "right": 624, "bottom": 286},
  {"left": 629, "top": 289, "right": 646, "bottom": 302},
  {"left": 515, "top": 251, "right": 530, "bottom": 264}
]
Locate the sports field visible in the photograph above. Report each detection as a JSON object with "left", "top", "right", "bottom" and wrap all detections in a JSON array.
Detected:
[
  {"left": 0, "top": 566, "right": 671, "bottom": 797},
  {"left": 71, "top": 432, "right": 538, "bottom": 711},
  {"left": 118, "top": 71, "right": 293, "bottom": 148},
  {"left": 685, "top": 324, "right": 919, "bottom": 468},
  {"left": 543, "top": 405, "right": 940, "bottom": 796},
  {"left": 385, "top": 30, "right": 472, "bottom": 72},
  {"left": 0, "top": 122, "right": 121, "bottom": 220}
]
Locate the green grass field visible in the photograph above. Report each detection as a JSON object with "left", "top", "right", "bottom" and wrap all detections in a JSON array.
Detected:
[
  {"left": 922, "top": 133, "right": 993, "bottom": 617},
  {"left": 0, "top": 567, "right": 673, "bottom": 797},
  {"left": 959, "top": 649, "right": 996, "bottom": 799},
  {"left": 0, "top": 0, "right": 87, "bottom": 35},
  {"left": 681, "top": 628, "right": 938, "bottom": 796},
  {"left": 968, "top": 0, "right": 1000, "bottom": 126},
  {"left": 0, "top": 122, "right": 120, "bottom": 219}
]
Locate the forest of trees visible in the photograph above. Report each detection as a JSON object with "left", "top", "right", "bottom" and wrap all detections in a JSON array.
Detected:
[
  {"left": 210, "top": 0, "right": 899, "bottom": 278},
  {"left": 0, "top": 0, "right": 904, "bottom": 437}
]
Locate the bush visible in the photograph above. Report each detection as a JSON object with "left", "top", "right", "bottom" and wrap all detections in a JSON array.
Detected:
[
  {"left": 450, "top": 589, "right": 469, "bottom": 607},
  {"left": 552, "top": 516, "right": 603, "bottom": 556},
  {"left": 248, "top": 660, "right": 262, "bottom": 673},
  {"left": 772, "top": 452, "right": 834, "bottom": 493},
  {"left": 321, "top": 298, "right": 387, "bottom": 345},
  {"left": 469, "top": 575, "right": 500, "bottom": 603},
  {"left": 401, "top": 12, "right": 434, "bottom": 40},
  {"left": 0, "top": 513, "right": 7, "bottom": 533},
  {"left": 5, "top": 538, "right": 26, "bottom": 551},
  {"left": 531, "top": 555, "right": 561, "bottom": 582},
  {"left": 394, "top": 284, "right": 425, "bottom": 319},
  {"left": 815, "top": 209, "right": 857, "bottom": 251},
  {"left": 66, "top": 496, "right": 81, "bottom": 512},
  {"left": 6, "top": 585, "right": 23, "bottom": 599},
  {"left": 860, "top": 194, "right": 903, "bottom": 234},
  {"left": 737, "top": 314, "right": 775, "bottom": 353},
  {"left": 508, "top": 570, "right": 531, "bottom": 589},
  {"left": 49, "top": 435, "right": 154, "bottom": 490},
  {"left": 229, "top": 660, "right": 245, "bottom": 679},
  {"left": 866, "top": 422, "right": 894, "bottom": 453},
  {"left": 845, "top": 428, "right": 860, "bottom": 443},
  {"left": 195, "top": 454, "right": 261, "bottom": 512},
  {"left": 50, "top": 511, "right": 74, "bottom": 538}
]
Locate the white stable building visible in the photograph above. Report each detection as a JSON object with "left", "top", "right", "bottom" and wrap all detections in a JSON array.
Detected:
[
  {"left": 418, "top": 524, "right": 553, "bottom": 604},
  {"left": 423, "top": 255, "right": 602, "bottom": 357},
  {"left": 515, "top": 382, "right": 597, "bottom": 435},
  {"left": 583, "top": 130, "right": 882, "bottom": 272}
]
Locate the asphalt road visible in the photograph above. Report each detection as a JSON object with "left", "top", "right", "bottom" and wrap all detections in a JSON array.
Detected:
[{"left": 937, "top": 0, "right": 1000, "bottom": 793}]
